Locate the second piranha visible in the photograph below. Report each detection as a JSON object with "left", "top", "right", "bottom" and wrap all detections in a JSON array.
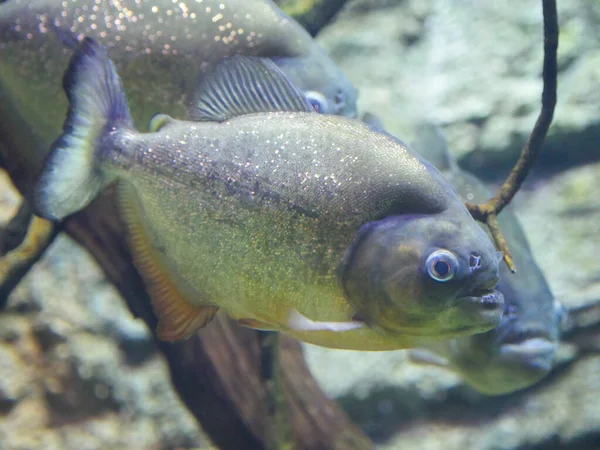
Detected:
[{"left": 33, "top": 39, "right": 505, "bottom": 350}]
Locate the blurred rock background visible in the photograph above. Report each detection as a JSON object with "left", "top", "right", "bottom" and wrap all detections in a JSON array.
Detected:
[
  {"left": 1, "top": 0, "right": 599, "bottom": 449},
  {"left": 317, "top": 0, "right": 600, "bottom": 178},
  {"left": 304, "top": 1, "right": 600, "bottom": 449},
  {"left": 0, "top": 174, "right": 208, "bottom": 449}
]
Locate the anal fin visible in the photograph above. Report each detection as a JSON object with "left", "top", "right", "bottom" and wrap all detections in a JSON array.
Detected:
[
  {"left": 117, "top": 181, "right": 218, "bottom": 342},
  {"left": 287, "top": 309, "right": 366, "bottom": 332}
]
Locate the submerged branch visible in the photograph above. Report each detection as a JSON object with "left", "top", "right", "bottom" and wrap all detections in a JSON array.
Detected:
[
  {"left": 466, "top": 0, "right": 558, "bottom": 272},
  {"left": 0, "top": 201, "right": 59, "bottom": 306}
]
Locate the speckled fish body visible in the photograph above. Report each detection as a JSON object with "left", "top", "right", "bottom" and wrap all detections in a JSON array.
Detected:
[
  {"left": 0, "top": 0, "right": 357, "bottom": 179},
  {"left": 33, "top": 41, "right": 504, "bottom": 350},
  {"left": 116, "top": 117, "right": 507, "bottom": 350},
  {"left": 408, "top": 123, "right": 563, "bottom": 394}
]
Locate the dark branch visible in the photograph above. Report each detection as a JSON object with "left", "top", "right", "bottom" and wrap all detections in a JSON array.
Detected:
[
  {"left": 0, "top": 206, "right": 59, "bottom": 307},
  {"left": 466, "top": 0, "right": 558, "bottom": 272}
]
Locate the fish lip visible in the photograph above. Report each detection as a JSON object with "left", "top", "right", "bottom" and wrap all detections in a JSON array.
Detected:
[
  {"left": 461, "top": 288, "right": 504, "bottom": 311},
  {"left": 499, "top": 337, "right": 557, "bottom": 371},
  {"left": 458, "top": 288, "right": 504, "bottom": 326},
  {"left": 503, "top": 329, "right": 554, "bottom": 345}
]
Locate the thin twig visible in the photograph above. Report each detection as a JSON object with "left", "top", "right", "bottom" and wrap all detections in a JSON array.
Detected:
[
  {"left": 0, "top": 201, "right": 59, "bottom": 307},
  {"left": 466, "top": 0, "right": 558, "bottom": 272}
]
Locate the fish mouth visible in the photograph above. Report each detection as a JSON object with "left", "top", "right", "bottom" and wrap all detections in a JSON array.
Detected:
[
  {"left": 499, "top": 333, "right": 557, "bottom": 372},
  {"left": 461, "top": 288, "right": 504, "bottom": 325}
]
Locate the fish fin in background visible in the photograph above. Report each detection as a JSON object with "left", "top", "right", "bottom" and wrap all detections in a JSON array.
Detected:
[
  {"left": 117, "top": 181, "right": 219, "bottom": 342},
  {"left": 33, "top": 37, "right": 133, "bottom": 221},
  {"left": 361, "top": 112, "right": 387, "bottom": 133},
  {"left": 189, "top": 55, "right": 315, "bottom": 122},
  {"left": 410, "top": 121, "right": 457, "bottom": 172},
  {"left": 407, "top": 348, "right": 451, "bottom": 367},
  {"left": 360, "top": 112, "right": 410, "bottom": 146},
  {"left": 52, "top": 25, "right": 79, "bottom": 50},
  {"left": 287, "top": 309, "right": 366, "bottom": 332}
]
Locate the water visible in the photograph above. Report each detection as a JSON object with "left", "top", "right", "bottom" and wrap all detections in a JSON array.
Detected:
[{"left": 0, "top": 0, "right": 598, "bottom": 449}]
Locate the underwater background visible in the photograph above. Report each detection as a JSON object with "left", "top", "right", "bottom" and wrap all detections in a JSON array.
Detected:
[{"left": 0, "top": 0, "right": 599, "bottom": 449}]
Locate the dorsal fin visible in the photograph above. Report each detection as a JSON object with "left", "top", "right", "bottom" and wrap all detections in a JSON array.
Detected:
[
  {"left": 411, "top": 122, "right": 457, "bottom": 172},
  {"left": 190, "top": 55, "right": 315, "bottom": 122}
]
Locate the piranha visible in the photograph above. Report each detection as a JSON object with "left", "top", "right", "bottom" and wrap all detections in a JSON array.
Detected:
[
  {"left": 32, "top": 39, "right": 504, "bottom": 350},
  {"left": 406, "top": 122, "right": 564, "bottom": 394},
  {"left": 0, "top": 0, "right": 357, "bottom": 178}
]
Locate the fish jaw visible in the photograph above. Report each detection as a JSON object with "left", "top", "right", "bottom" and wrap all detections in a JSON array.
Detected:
[
  {"left": 465, "top": 331, "right": 557, "bottom": 395},
  {"left": 462, "top": 335, "right": 557, "bottom": 395},
  {"left": 499, "top": 335, "right": 558, "bottom": 374},
  {"left": 456, "top": 288, "right": 505, "bottom": 330}
]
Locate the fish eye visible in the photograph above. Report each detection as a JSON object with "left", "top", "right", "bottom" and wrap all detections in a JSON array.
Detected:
[
  {"left": 425, "top": 249, "right": 459, "bottom": 282},
  {"left": 305, "top": 91, "right": 331, "bottom": 114}
]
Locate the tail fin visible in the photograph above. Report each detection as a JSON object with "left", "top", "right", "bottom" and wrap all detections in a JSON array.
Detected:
[{"left": 33, "top": 37, "right": 134, "bottom": 221}]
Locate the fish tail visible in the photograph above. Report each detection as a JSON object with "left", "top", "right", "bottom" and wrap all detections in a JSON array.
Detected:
[{"left": 33, "top": 37, "right": 134, "bottom": 221}]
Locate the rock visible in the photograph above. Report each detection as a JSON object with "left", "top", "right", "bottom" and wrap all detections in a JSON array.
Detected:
[
  {"left": 0, "top": 185, "right": 207, "bottom": 449},
  {"left": 317, "top": 0, "right": 600, "bottom": 179},
  {"left": 2, "top": 1, "right": 600, "bottom": 449},
  {"left": 515, "top": 163, "right": 600, "bottom": 304},
  {"left": 379, "top": 356, "right": 600, "bottom": 450},
  {"left": 0, "top": 341, "right": 32, "bottom": 412}
]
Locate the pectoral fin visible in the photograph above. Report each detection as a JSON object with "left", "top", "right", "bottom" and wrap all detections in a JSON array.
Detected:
[
  {"left": 287, "top": 309, "right": 366, "bottom": 332},
  {"left": 117, "top": 182, "right": 218, "bottom": 342},
  {"left": 408, "top": 349, "right": 450, "bottom": 367}
]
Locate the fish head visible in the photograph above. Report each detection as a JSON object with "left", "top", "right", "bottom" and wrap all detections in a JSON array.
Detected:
[
  {"left": 444, "top": 325, "right": 558, "bottom": 396},
  {"left": 401, "top": 119, "right": 560, "bottom": 393},
  {"left": 340, "top": 208, "right": 504, "bottom": 340},
  {"left": 442, "top": 264, "right": 563, "bottom": 395},
  {"left": 271, "top": 46, "right": 358, "bottom": 118}
]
